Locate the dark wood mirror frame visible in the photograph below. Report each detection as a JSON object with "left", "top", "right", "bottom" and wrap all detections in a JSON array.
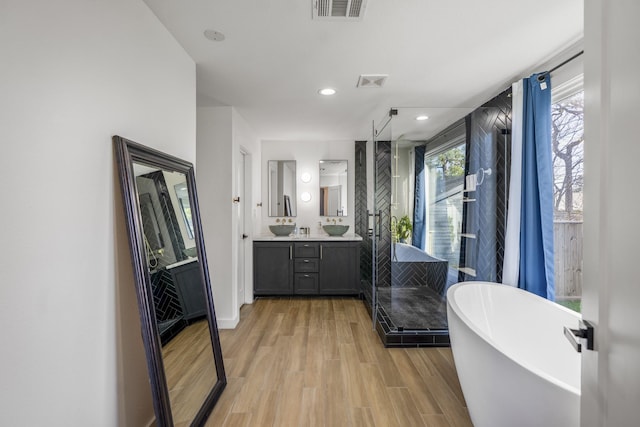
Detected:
[{"left": 114, "top": 136, "right": 226, "bottom": 426}]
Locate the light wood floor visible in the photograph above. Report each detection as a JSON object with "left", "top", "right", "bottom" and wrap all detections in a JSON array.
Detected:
[
  {"left": 206, "top": 298, "right": 472, "bottom": 427},
  {"left": 162, "top": 320, "right": 217, "bottom": 426}
]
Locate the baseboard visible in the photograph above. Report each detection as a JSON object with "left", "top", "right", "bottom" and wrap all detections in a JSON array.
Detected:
[{"left": 217, "top": 315, "right": 239, "bottom": 329}]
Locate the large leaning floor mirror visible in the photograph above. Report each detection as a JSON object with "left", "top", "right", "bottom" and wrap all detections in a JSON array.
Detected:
[{"left": 114, "top": 136, "right": 226, "bottom": 426}]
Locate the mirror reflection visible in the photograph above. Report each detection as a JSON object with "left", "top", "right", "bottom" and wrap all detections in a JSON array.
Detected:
[
  {"left": 174, "top": 182, "right": 194, "bottom": 240},
  {"left": 133, "top": 163, "right": 218, "bottom": 425},
  {"left": 115, "top": 136, "right": 225, "bottom": 426},
  {"left": 268, "top": 160, "right": 296, "bottom": 216},
  {"left": 319, "top": 160, "right": 348, "bottom": 216}
]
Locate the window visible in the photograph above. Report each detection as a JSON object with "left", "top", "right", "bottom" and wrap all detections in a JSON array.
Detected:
[
  {"left": 552, "top": 76, "right": 584, "bottom": 312},
  {"left": 424, "top": 138, "right": 466, "bottom": 279}
]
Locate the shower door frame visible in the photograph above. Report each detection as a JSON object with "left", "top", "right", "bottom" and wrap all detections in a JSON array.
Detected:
[{"left": 371, "top": 111, "right": 394, "bottom": 330}]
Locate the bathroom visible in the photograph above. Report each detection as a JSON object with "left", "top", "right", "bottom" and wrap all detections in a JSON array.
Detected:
[
  {"left": 4, "top": 1, "right": 639, "bottom": 426},
  {"left": 251, "top": 65, "right": 587, "bottom": 426},
  {"left": 255, "top": 91, "right": 514, "bottom": 343}
]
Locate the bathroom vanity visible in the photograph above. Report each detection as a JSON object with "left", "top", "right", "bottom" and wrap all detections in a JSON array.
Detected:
[
  {"left": 253, "top": 235, "right": 362, "bottom": 296},
  {"left": 166, "top": 258, "right": 207, "bottom": 321}
]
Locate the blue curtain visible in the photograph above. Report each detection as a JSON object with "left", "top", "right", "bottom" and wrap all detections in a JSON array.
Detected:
[
  {"left": 412, "top": 145, "right": 426, "bottom": 249},
  {"left": 519, "top": 73, "right": 555, "bottom": 299}
]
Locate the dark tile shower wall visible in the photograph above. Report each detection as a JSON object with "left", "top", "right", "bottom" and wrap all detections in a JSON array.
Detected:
[
  {"left": 391, "top": 260, "right": 449, "bottom": 295},
  {"left": 375, "top": 141, "right": 392, "bottom": 287},
  {"left": 137, "top": 172, "right": 189, "bottom": 270},
  {"left": 354, "top": 141, "right": 372, "bottom": 285},
  {"left": 151, "top": 269, "right": 184, "bottom": 321},
  {"left": 495, "top": 130, "right": 510, "bottom": 283},
  {"left": 138, "top": 171, "right": 190, "bottom": 341},
  {"left": 459, "top": 90, "right": 512, "bottom": 283},
  {"left": 147, "top": 171, "right": 188, "bottom": 263}
]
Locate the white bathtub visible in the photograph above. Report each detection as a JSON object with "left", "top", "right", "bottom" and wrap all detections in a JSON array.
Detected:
[{"left": 447, "top": 281, "right": 581, "bottom": 427}]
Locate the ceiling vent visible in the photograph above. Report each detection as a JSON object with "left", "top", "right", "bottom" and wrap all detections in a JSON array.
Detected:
[
  {"left": 313, "top": 0, "right": 367, "bottom": 21},
  {"left": 357, "top": 74, "right": 388, "bottom": 88}
]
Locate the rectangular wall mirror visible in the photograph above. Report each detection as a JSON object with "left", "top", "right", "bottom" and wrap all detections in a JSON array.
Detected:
[
  {"left": 319, "top": 160, "right": 348, "bottom": 216},
  {"left": 268, "top": 160, "right": 296, "bottom": 216},
  {"left": 114, "top": 136, "right": 226, "bottom": 427}
]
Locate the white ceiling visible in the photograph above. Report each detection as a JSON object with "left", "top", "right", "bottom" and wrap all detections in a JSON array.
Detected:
[{"left": 143, "top": 0, "right": 584, "bottom": 142}]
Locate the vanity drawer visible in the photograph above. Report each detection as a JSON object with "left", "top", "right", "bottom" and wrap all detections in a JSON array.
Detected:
[
  {"left": 294, "top": 258, "right": 319, "bottom": 273},
  {"left": 294, "top": 242, "right": 320, "bottom": 258},
  {"left": 294, "top": 273, "right": 319, "bottom": 294}
]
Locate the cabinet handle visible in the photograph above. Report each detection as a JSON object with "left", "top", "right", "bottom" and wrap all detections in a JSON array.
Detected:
[
  {"left": 304, "top": 244, "right": 310, "bottom": 247},
  {"left": 289, "top": 245, "right": 292, "bottom": 260},
  {"left": 304, "top": 274, "right": 310, "bottom": 278},
  {"left": 304, "top": 259, "right": 309, "bottom": 263},
  {"left": 320, "top": 245, "right": 323, "bottom": 260}
]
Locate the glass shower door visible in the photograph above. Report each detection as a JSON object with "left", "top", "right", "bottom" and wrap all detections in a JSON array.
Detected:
[
  {"left": 369, "top": 111, "right": 393, "bottom": 329},
  {"left": 371, "top": 108, "right": 476, "bottom": 338}
]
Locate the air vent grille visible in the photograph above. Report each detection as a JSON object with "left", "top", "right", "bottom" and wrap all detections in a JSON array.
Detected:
[
  {"left": 313, "top": 0, "right": 367, "bottom": 20},
  {"left": 332, "top": 0, "right": 347, "bottom": 16},
  {"left": 349, "top": 0, "right": 363, "bottom": 17},
  {"left": 357, "top": 74, "right": 388, "bottom": 88}
]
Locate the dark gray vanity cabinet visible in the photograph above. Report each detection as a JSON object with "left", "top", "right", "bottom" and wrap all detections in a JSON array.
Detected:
[
  {"left": 168, "top": 260, "right": 207, "bottom": 321},
  {"left": 254, "top": 240, "right": 360, "bottom": 296},
  {"left": 293, "top": 242, "right": 320, "bottom": 294},
  {"left": 318, "top": 241, "right": 360, "bottom": 295},
  {"left": 253, "top": 242, "right": 293, "bottom": 295}
]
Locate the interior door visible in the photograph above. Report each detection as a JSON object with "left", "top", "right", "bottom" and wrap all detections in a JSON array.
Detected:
[
  {"left": 327, "top": 185, "right": 341, "bottom": 216},
  {"left": 236, "top": 151, "right": 246, "bottom": 309},
  {"left": 581, "top": 2, "right": 640, "bottom": 425}
]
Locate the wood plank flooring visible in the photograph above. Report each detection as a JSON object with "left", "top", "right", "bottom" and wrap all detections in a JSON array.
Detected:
[
  {"left": 161, "top": 320, "right": 217, "bottom": 426},
  {"left": 206, "top": 298, "right": 472, "bottom": 427}
]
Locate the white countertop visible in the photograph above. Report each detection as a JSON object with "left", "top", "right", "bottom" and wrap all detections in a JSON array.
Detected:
[
  {"left": 254, "top": 233, "right": 363, "bottom": 242},
  {"left": 166, "top": 257, "right": 198, "bottom": 269}
]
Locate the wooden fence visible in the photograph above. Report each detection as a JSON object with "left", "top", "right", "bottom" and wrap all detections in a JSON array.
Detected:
[{"left": 554, "top": 221, "right": 583, "bottom": 298}]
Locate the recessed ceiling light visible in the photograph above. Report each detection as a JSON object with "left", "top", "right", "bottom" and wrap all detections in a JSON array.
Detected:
[
  {"left": 318, "top": 88, "right": 336, "bottom": 96},
  {"left": 204, "top": 29, "right": 225, "bottom": 42},
  {"left": 416, "top": 115, "right": 429, "bottom": 121}
]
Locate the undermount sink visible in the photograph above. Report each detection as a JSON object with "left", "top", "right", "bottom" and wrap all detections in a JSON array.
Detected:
[
  {"left": 323, "top": 224, "right": 349, "bottom": 236},
  {"left": 269, "top": 224, "right": 296, "bottom": 236}
]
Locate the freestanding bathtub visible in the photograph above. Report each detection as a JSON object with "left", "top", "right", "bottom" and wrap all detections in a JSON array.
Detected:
[{"left": 447, "top": 281, "right": 581, "bottom": 427}]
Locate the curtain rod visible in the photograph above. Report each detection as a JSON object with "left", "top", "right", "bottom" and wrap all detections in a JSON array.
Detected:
[
  {"left": 538, "top": 50, "right": 584, "bottom": 80},
  {"left": 548, "top": 50, "right": 584, "bottom": 74}
]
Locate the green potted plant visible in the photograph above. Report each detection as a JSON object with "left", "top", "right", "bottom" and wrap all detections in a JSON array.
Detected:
[{"left": 394, "top": 215, "right": 413, "bottom": 243}]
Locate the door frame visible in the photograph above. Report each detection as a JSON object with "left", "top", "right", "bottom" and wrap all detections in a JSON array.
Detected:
[
  {"left": 236, "top": 147, "right": 253, "bottom": 306},
  {"left": 582, "top": 2, "right": 640, "bottom": 425}
]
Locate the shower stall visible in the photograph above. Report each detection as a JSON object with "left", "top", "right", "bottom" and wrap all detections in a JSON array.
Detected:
[{"left": 358, "top": 99, "right": 512, "bottom": 346}]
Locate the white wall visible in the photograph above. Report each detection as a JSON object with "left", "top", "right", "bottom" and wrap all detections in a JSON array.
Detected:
[
  {"left": 197, "top": 107, "right": 260, "bottom": 328},
  {"left": 232, "top": 109, "right": 262, "bottom": 308},
  {"left": 261, "top": 140, "right": 355, "bottom": 235},
  {"left": 582, "top": 1, "right": 640, "bottom": 426},
  {"left": 0, "top": 1, "right": 195, "bottom": 426}
]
